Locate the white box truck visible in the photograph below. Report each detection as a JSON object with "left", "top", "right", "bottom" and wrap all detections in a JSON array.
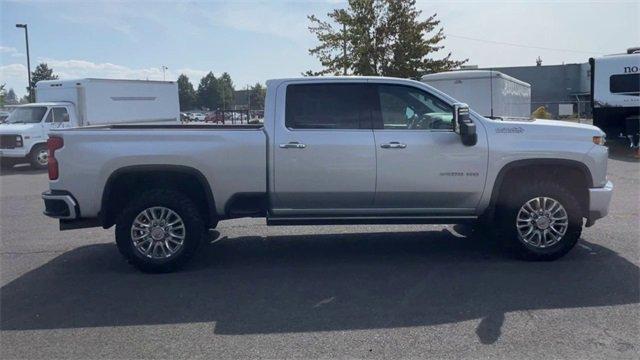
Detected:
[
  {"left": 0, "top": 78, "right": 179, "bottom": 169},
  {"left": 421, "top": 70, "right": 531, "bottom": 119}
]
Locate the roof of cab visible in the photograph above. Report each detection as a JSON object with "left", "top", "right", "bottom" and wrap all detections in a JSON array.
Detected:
[
  {"left": 266, "top": 76, "right": 427, "bottom": 88},
  {"left": 14, "top": 102, "right": 73, "bottom": 107}
]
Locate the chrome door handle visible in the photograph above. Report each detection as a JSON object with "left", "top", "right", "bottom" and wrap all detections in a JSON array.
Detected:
[
  {"left": 380, "top": 142, "right": 407, "bottom": 149},
  {"left": 279, "top": 142, "right": 307, "bottom": 149}
]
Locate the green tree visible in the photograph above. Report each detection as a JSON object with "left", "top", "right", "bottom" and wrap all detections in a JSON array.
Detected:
[
  {"left": 28, "top": 63, "right": 59, "bottom": 101},
  {"left": 0, "top": 84, "right": 5, "bottom": 107},
  {"left": 217, "top": 72, "right": 235, "bottom": 109},
  {"left": 177, "top": 74, "right": 197, "bottom": 111},
  {"left": 307, "top": 8, "right": 355, "bottom": 75},
  {"left": 196, "top": 72, "right": 220, "bottom": 110},
  {"left": 307, "top": 0, "right": 466, "bottom": 78},
  {"left": 248, "top": 82, "right": 266, "bottom": 110},
  {"left": 6, "top": 88, "right": 18, "bottom": 105}
]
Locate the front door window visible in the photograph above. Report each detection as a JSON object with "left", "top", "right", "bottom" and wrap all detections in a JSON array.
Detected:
[{"left": 377, "top": 85, "right": 454, "bottom": 130}]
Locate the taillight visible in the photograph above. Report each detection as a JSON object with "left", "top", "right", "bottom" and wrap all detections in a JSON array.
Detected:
[{"left": 47, "top": 136, "right": 63, "bottom": 180}]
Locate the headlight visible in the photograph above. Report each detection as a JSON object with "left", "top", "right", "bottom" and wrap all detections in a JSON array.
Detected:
[
  {"left": 592, "top": 135, "right": 606, "bottom": 146},
  {"left": 15, "top": 135, "right": 23, "bottom": 147}
]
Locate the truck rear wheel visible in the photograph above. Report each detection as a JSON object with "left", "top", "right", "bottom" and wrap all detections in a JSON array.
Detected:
[
  {"left": 29, "top": 144, "right": 49, "bottom": 170},
  {"left": 496, "top": 181, "right": 582, "bottom": 261},
  {"left": 115, "top": 189, "right": 205, "bottom": 272}
]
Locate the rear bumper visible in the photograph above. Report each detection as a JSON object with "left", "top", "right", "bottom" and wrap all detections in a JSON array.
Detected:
[
  {"left": 42, "top": 190, "right": 78, "bottom": 219},
  {"left": 586, "top": 180, "right": 613, "bottom": 226}
]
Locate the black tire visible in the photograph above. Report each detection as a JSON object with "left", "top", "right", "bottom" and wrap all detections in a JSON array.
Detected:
[
  {"left": 29, "top": 144, "right": 49, "bottom": 170},
  {"left": 0, "top": 158, "right": 16, "bottom": 170},
  {"left": 115, "top": 189, "right": 205, "bottom": 273},
  {"left": 496, "top": 181, "right": 582, "bottom": 261}
]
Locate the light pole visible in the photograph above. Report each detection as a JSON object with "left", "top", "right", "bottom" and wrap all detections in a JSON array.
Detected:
[
  {"left": 247, "top": 85, "right": 251, "bottom": 111},
  {"left": 15, "top": 24, "right": 32, "bottom": 102},
  {"left": 161, "top": 66, "right": 168, "bottom": 81}
]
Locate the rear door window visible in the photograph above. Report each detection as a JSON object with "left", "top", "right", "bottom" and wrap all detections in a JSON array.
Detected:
[{"left": 285, "top": 83, "right": 373, "bottom": 129}]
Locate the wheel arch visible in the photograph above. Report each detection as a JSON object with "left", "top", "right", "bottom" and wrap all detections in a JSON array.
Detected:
[
  {"left": 100, "top": 165, "right": 217, "bottom": 229},
  {"left": 487, "top": 158, "right": 593, "bottom": 218},
  {"left": 28, "top": 141, "right": 47, "bottom": 154}
]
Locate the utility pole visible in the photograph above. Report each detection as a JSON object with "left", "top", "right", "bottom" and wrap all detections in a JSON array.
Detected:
[
  {"left": 161, "top": 66, "right": 168, "bottom": 81},
  {"left": 247, "top": 85, "right": 251, "bottom": 111},
  {"left": 222, "top": 85, "right": 225, "bottom": 110},
  {"left": 15, "top": 24, "right": 32, "bottom": 102}
]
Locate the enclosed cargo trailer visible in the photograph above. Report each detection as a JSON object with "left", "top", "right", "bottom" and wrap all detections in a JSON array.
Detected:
[{"left": 421, "top": 70, "right": 531, "bottom": 119}]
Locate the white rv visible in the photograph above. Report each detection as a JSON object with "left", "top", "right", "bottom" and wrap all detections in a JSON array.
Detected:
[
  {"left": 589, "top": 50, "right": 640, "bottom": 136},
  {"left": 0, "top": 79, "right": 179, "bottom": 169},
  {"left": 421, "top": 70, "right": 531, "bottom": 119}
]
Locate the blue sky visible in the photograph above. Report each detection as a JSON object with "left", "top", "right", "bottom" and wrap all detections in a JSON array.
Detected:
[{"left": 1, "top": 0, "right": 638, "bottom": 97}]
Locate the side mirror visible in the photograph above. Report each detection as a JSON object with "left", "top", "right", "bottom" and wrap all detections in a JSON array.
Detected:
[{"left": 454, "top": 103, "right": 477, "bottom": 146}]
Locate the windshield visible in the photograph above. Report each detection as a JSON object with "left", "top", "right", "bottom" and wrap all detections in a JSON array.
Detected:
[{"left": 5, "top": 107, "right": 47, "bottom": 124}]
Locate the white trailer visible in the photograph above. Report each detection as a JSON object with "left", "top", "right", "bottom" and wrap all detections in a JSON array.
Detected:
[
  {"left": 589, "top": 51, "right": 640, "bottom": 136},
  {"left": 36, "top": 78, "right": 180, "bottom": 126},
  {"left": 1, "top": 78, "right": 179, "bottom": 169},
  {"left": 421, "top": 70, "right": 531, "bottom": 119}
]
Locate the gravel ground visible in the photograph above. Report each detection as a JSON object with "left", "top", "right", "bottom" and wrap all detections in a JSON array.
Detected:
[{"left": 1, "top": 148, "right": 638, "bottom": 359}]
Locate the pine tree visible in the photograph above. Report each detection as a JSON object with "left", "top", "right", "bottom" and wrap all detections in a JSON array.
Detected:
[
  {"left": 217, "top": 72, "right": 235, "bottom": 109},
  {"left": 6, "top": 88, "right": 18, "bottom": 105},
  {"left": 307, "top": 8, "right": 352, "bottom": 75},
  {"left": 29, "top": 63, "right": 59, "bottom": 101},
  {"left": 307, "top": 0, "right": 466, "bottom": 78},
  {"left": 177, "top": 74, "right": 197, "bottom": 111},
  {"left": 196, "top": 72, "right": 220, "bottom": 110},
  {"left": 249, "top": 83, "right": 266, "bottom": 110},
  {"left": 0, "top": 84, "right": 5, "bottom": 107}
]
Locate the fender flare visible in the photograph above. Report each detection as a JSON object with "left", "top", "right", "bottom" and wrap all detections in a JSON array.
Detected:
[
  {"left": 100, "top": 164, "right": 217, "bottom": 227},
  {"left": 28, "top": 141, "right": 47, "bottom": 155},
  {"left": 488, "top": 158, "right": 593, "bottom": 210}
]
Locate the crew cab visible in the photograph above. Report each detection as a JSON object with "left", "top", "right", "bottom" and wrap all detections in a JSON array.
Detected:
[{"left": 42, "top": 77, "right": 613, "bottom": 272}]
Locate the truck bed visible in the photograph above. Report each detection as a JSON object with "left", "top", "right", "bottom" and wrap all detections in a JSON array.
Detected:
[
  {"left": 63, "top": 123, "right": 264, "bottom": 130},
  {"left": 49, "top": 125, "right": 267, "bottom": 218}
]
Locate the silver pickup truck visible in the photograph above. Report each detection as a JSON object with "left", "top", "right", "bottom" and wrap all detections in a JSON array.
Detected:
[{"left": 42, "top": 77, "right": 613, "bottom": 272}]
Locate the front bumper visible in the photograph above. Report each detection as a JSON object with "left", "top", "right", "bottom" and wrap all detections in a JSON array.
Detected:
[
  {"left": 42, "top": 190, "right": 78, "bottom": 219},
  {"left": 0, "top": 148, "right": 29, "bottom": 158},
  {"left": 586, "top": 180, "right": 613, "bottom": 226}
]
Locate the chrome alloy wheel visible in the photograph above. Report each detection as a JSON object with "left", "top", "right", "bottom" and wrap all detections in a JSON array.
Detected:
[
  {"left": 516, "top": 197, "right": 569, "bottom": 248},
  {"left": 130, "top": 206, "right": 186, "bottom": 259},
  {"left": 36, "top": 148, "right": 48, "bottom": 166}
]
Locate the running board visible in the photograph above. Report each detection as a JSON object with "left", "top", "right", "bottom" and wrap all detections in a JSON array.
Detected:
[{"left": 266, "top": 215, "right": 478, "bottom": 226}]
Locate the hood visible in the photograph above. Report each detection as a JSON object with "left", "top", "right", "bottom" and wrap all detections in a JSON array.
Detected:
[
  {"left": 530, "top": 119, "right": 604, "bottom": 134},
  {"left": 487, "top": 118, "right": 605, "bottom": 145},
  {"left": 0, "top": 123, "right": 41, "bottom": 134},
  {"left": 494, "top": 118, "right": 604, "bottom": 136}
]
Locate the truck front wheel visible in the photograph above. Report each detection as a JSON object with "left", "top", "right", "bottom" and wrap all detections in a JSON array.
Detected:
[
  {"left": 115, "top": 189, "right": 205, "bottom": 272},
  {"left": 496, "top": 181, "right": 582, "bottom": 260},
  {"left": 29, "top": 144, "right": 49, "bottom": 170}
]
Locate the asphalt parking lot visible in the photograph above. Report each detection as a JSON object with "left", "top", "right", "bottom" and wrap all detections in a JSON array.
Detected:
[{"left": 1, "top": 148, "right": 638, "bottom": 359}]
